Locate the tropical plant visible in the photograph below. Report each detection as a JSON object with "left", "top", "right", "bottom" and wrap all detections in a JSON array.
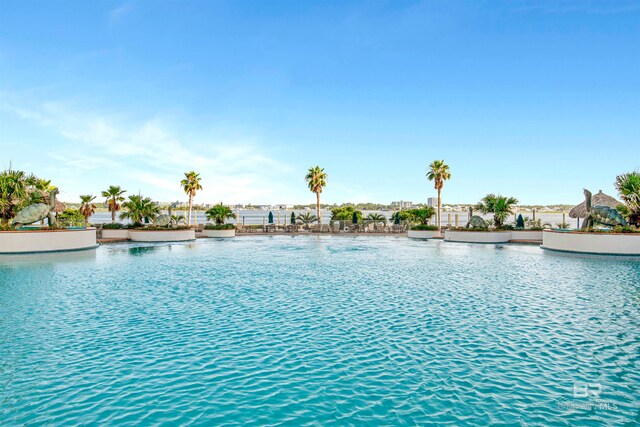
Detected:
[
  {"left": 365, "top": 213, "right": 387, "bottom": 224},
  {"left": 330, "top": 206, "right": 362, "bottom": 222},
  {"left": 181, "top": 171, "right": 203, "bottom": 226},
  {"left": 57, "top": 209, "right": 86, "bottom": 227},
  {"left": 204, "top": 223, "right": 235, "bottom": 230},
  {"left": 205, "top": 203, "right": 236, "bottom": 226},
  {"left": 102, "top": 222, "right": 124, "bottom": 229},
  {"left": 305, "top": 166, "right": 327, "bottom": 225},
  {"left": 410, "top": 224, "right": 438, "bottom": 231},
  {"left": 615, "top": 171, "right": 640, "bottom": 227},
  {"left": 408, "top": 207, "right": 435, "bottom": 225},
  {"left": 0, "top": 168, "right": 38, "bottom": 225},
  {"left": 297, "top": 212, "right": 318, "bottom": 227},
  {"left": 171, "top": 214, "right": 186, "bottom": 225},
  {"left": 516, "top": 214, "right": 525, "bottom": 229},
  {"left": 426, "top": 160, "right": 451, "bottom": 233},
  {"left": 475, "top": 194, "right": 519, "bottom": 227},
  {"left": 391, "top": 210, "right": 413, "bottom": 222},
  {"left": 120, "top": 195, "right": 160, "bottom": 225},
  {"left": 101, "top": 185, "right": 126, "bottom": 223},
  {"left": 79, "top": 195, "right": 97, "bottom": 220}
]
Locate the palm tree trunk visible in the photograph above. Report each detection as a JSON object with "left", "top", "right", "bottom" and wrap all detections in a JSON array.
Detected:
[
  {"left": 111, "top": 198, "right": 116, "bottom": 223},
  {"left": 188, "top": 196, "right": 193, "bottom": 227},
  {"left": 437, "top": 187, "right": 442, "bottom": 233},
  {"left": 316, "top": 192, "right": 321, "bottom": 227}
]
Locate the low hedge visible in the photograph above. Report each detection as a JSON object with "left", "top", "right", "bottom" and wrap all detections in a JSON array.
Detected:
[
  {"left": 102, "top": 222, "right": 125, "bottom": 229},
  {"left": 204, "top": 223, "right": 235, "bottom": 230},
  {"left": 130, "top": 225, "right": 191, "bottom": 231},
  {"left": 410, "top": 225, "right": 438, "bottom": 231}
]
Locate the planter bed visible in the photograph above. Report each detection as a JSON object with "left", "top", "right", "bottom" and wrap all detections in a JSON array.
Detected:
[
  {"left": 101, "top": 229, "right": 130, "bottom": 239},
  {"left": 408, "top": 229, "right": 438, "bottom": 239},
  {"left": 542, "top": 230, "right": 640, "bottom": 255},
  {"left": 445, "top": 230, "right": 512, "bottom": 244},
  {"left": 0, "top": 228, "right": 98, "bottom": 254},
  {"left": 128, "top": 229, "right": 196, "bottom": 242},
  {"left": 202, "top": 229, "right": 236, "bottom": 238},
  {"left": 509, "top": 230, "right": 543, "bottom": 242}
]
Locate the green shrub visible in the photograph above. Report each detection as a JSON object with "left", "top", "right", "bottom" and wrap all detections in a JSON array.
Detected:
[
  {"left": 330, "top": 206, "right": 363, "bottom": 222},
  {"left": 589, "top": 225, "right": 640, "bottom": 234},
  {"left": 134, "top": 225, "right": 191, "bottom": 231},
  {"left": 410, "top": 224, "right": 438, "bottom": 231},
  {"left": 204, "top": 223, "right": 235, "bottom": 230},
  {"left": 102, "top": 222, "right": 124, "bottom": 229},
  {"left": 57, "top": 209, "right": 86, "bottom": 227},
  {"left": 497, "top": 224, "right": 514, "bottom": 230}
]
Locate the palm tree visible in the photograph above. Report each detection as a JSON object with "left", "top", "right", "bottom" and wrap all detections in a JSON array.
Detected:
[
  {"left": 181, "top": 171, "right": 203, "bottom": 226},
  {"left": 0, "top": 168, "right": 34, "bottom": 225},
  {"left": 296, "top": 212, "right": 318, "bottom": 229},
  {"left": 171, "top": 214, "right": 187, "bottom": 225},
  {"left": 79, "top": 195, "right": 97, "bottom": 221},
  {"left": 409, "top": 207, "right": 435, "bottom": 225},
  {"left": 120, "top": 195, "right": 160, "bottom": 225},
  {"left": 426, "top": 160, "right": 451, "bottom": 233},
  {"left": 365, "top": 213, "right": 387, "bottom": 225},
  {"left": 205, "top": 203, "right": 236, "bottom": 225},
  {"left": 476, "top": 194, "right": 518, "bottom": 227},
  {"left": 615, "top": 171, "right": 640, "bottom": 226},
  {"left": 305, "top": 166, "right": 327, "bottom": 226},
  {"left": 101, "top": 185, "right": 127, "bottom": 223}
]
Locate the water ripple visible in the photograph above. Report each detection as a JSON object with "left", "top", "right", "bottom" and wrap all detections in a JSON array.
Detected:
[{"left": 1, "top": 236, "right": 639, "bottom": 426}]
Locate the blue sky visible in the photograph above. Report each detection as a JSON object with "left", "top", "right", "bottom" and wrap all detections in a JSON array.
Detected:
[{"left": 1, "top": 0, "right": 638, "bottom": 205}]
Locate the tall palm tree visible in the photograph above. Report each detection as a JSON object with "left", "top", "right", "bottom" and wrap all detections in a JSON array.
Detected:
[
  {"left": 476, "top": 194, "right": 519, "bottom": 227},
  {"left": 120, "top": 194, "right": 160, "bottom": 225},
  {"left": 181, "top": 171, "right": 203, "bottom": 226},
  {"left": 305, "top": 166, "right": 327, "bottom": 226},
  {"left": 101, "top": 185, "right": 127, "bottom": 223},
  {"left": 79, "top": 195, "right": 97, "bottom": 220},
  {"left": 426, "top": 160, "right": 451, "bottom": 233}
]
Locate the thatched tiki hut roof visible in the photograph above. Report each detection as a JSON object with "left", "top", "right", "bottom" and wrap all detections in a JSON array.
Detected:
[
  {"left": 42, "top": 193, "right": 66, "bottom": 213},
  {"left": 569, "top": 190, "right": 621, "bottom": 218},
  {"left": 54, "top": 200, "right": 66, "bottom": 213}
]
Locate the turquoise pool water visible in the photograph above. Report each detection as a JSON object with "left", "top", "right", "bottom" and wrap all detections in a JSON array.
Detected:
[{"left": 1, "top": 236, "right": 638, "bottom": 426}]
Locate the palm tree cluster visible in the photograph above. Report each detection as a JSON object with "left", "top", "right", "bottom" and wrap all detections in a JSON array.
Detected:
[
  {"left": 615, "top": 171, "right": 640, "bottom": 227},
  {"left": 120, "top": 195, "right": 160, "bottom": 225},
  {"left": 475, "top": 194, "right": 519, "bottom": 227},
  {"left": 0, "top": 168, "right": 55, "bottom": 226}
]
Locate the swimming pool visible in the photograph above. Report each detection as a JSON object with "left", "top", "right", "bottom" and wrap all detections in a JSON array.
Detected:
[{"left": 1, "top": 236, "right": 638, "bottom": 425}]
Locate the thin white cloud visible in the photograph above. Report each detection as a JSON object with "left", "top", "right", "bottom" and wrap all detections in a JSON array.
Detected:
[
  {"left": 1, "top": 98, "right": 299, "bottom": 204},
  {"left": 108, "top": 3, "right": 133, "bottom": 24}
]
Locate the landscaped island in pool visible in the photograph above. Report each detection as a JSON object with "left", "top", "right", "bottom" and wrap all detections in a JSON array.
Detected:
[{"left": 1, "top": 236, "right": 638, "bottom": 425}]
